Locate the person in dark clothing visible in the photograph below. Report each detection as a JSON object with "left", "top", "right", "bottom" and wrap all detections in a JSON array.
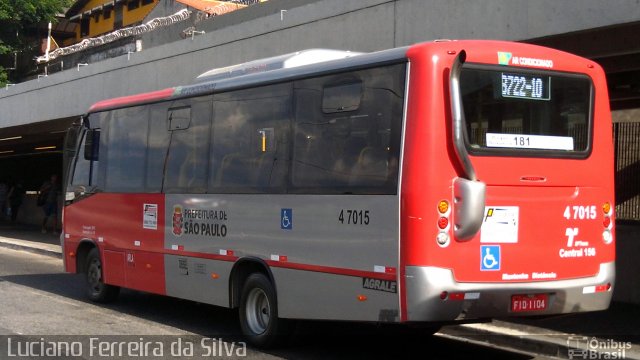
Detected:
[
  {"left": 0, "top": 179, "right": 7, "bottom": 219},
  {"left": 39, "top": 175, "right": 60, "bottom": 233},
  {"left": 7, "top": 182, "right": 25, "bottom": 223}
]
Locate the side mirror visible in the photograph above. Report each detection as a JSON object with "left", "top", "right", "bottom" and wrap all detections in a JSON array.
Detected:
[{"left": 453, "top": 177, "right": 486, "bottom": 241}]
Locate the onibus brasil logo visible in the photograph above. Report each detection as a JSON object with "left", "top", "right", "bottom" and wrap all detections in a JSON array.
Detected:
[{"left": 567, "top": 336, "right": 632, "bottom": 359}]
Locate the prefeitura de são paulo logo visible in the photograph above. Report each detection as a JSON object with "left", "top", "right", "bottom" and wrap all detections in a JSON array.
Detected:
[{"left": 173, "top": 205, "right": 183, "bottom": 236}]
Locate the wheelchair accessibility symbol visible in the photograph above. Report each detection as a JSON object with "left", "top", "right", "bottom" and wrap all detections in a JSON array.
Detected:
[
  {"left": 281, "top": 208, "right": 292, "bottom": 230},
  {"left": 480, "top": 245, "right": 500, "bottom": 271}
]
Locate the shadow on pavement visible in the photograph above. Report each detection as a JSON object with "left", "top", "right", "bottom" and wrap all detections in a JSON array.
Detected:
[
  {"left": 506, "top": 302, "right": 640, "bottom": 344},
  {"left": 0, "top": 271, "right": 536, "bottom": 359}
]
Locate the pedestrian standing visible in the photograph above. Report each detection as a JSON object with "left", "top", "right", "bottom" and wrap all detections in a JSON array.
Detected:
[
  {"left": 7, "top": 181, "right": 25, "bottom": 224},
  {"left": 0, "top": 179, "right": 7, "bottom": 220},
  {"left": 39, "top": 174, "right": 60, "bottom": 234}
]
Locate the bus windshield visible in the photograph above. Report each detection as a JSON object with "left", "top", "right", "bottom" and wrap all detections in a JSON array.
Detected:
[{"left": 460, "top": 65, "right": 592, "bottom": 157}]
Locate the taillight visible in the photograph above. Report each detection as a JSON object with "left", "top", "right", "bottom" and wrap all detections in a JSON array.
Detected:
[
  {"left": 438, "top": 200, "right": 449, "bottom": 215},
  {"left": 436, "top": 232, "right": 449, "bottom": 246},
  {"left": 436, "top": 200, "right": 451, "bottom": 247},
  {"left": 438, "top": 217, "right": 449, "bottom": 230},
  {"left": 602, "top": 202, "right": 613, "bottom": 244},
  {"left": 584, "top": 283, "right": 612, "bottom": 294}
]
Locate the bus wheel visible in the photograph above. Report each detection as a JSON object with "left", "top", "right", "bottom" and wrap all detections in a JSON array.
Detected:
[
  {"left": 85, "top": 248, "right": 119, "bottom": 303},
  {"left": 239, "top": 273, "right": 287, "bottom": 348}
]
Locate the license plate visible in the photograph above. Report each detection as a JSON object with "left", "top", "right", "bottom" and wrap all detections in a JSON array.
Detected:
[{"left": 511, "top": 294, "right": 548, "bottom": 312}]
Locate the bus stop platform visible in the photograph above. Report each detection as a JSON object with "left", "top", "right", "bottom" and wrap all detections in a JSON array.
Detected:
[
  {"left": 0, "top": 222, "right": 639, "bottom": 359},
  {"left": 0, "top": 223, "right": 62, "bottom": 258}
]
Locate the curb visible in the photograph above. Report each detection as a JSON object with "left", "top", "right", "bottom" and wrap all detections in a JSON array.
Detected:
[
  {"left": 440, "top": 322, "right": 572, "bottom": 359},
  {"left": 440, "top": 321, "right": 640, "bottom": 360},
  {"left": 0, "top": 237, "right": 62, "bottom": 259}
]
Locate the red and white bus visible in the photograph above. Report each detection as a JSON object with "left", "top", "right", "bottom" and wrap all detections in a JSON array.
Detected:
[{"left": 63, "top": 40, "right": 615, "bottom": 347}]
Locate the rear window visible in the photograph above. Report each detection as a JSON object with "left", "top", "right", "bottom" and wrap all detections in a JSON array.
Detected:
[{"left": 460, "top": 65, "right": 592, "bottom": 157}]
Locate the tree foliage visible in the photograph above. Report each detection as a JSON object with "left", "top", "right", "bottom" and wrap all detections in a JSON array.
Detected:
[{"left": 0, "top": 0, "right": 72, "bottom": 86}]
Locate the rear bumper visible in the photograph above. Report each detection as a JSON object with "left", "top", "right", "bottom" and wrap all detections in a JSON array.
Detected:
[{"left": 405, "top": 262, "right": 615, "bottom": 322}]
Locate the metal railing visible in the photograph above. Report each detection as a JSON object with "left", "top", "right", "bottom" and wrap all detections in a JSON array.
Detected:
[{"left": 614, "top": 122, "right": 640, "bottom": 221}]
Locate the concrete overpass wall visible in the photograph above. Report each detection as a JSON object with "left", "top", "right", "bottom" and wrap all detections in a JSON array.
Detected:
[{"left": 2, "top": 0, "right": 640, "bottom": 127}]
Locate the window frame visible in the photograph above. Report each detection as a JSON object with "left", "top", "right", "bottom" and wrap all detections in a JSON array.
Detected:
[
  {"left": 163, "top": 97, "right": 212, "bottom": 194},
  {"left": 461, "top": 63, "right": 595, "bottom": 159},
  {"left": 80, "top": 61, "right": 407, "bottom": 196},
  {"left": 103, "top": 106, "right": 150, "bottom": 193},
  {"left": 208, "top": 83, "right": 292, "bottom": 194},
  {"left": 289, "top": 63, "right": 406, "bottom": 195}
]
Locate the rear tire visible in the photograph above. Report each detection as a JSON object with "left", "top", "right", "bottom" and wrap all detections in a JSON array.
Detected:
[
  {"left": 239, "top": 273, "right": 288, "bottom": 348},
  {"left": 85, "top": 248, "right": 119, "bottom": 303}
]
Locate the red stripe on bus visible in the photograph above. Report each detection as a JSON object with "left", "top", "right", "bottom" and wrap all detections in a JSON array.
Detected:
[
  {"left": 164, "top": 249, "right": 394, "bottom": 281},
  {"left": 266, "top": 260, "right": 397, "bottom": 281},
  {"left": 89, "top": 88, "right": 175, "bottom": 112},
  {"left": 165, "top": 249, "right": 239, "bottom": 262}
]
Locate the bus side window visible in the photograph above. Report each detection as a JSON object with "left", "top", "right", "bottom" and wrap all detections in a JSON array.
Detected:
[
  {"left": 84, "top": 129, "right": 100, "bottom": 161},
  {"left": 322, "top": 81, "right": 362, "bottom": 113},
  {"left": 163, "top": 98, "right": 211, "bottom": 193},
  {"left": 71, "top": 113, "right": 104, "bottom": 190},
  {"left": 168, "top": 107, "right": 191, "bottom": 130},
  {"left": 210, "top": 83, "right": 291, "bottom": 193},
  {"left": 292, "top": 64, "right": 405, "bottom": 194},
  {"left": 71, "top": 131, "right": 92, "bottom": 188},
  {"left": 104, "top": 106, "right": 148, "bottom": 192},
  {"left": 146, "top": 103, "right": 171, "bottom": 192}
]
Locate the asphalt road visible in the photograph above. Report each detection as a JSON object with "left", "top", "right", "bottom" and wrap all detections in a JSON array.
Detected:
[{"left": 0, "top": 247, "right": 555, "bottom": 359}]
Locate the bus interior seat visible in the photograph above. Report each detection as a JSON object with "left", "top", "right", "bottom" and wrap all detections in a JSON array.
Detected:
[
  {"left": 293, "top": 130, "right": 333, "bottom": 186},
  {"left": 332, "top": 135, "right": 366, "bottom": 182},
  {"left": 215, "top": 152, "right": 274, "bottom": 188},
  {"left": 349, "top": 146, "right": 389, "bottom": 186},
  {"left": 216, "top": 153, "right": 258, "bottom": 187}
]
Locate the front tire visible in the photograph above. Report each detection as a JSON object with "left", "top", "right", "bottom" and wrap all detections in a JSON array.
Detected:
[
  {"left": 239, "top": 273, "right": 288, "bottom": 348},
  {"left": 85, "top": 248, "right": 120, "bottom": 303}
]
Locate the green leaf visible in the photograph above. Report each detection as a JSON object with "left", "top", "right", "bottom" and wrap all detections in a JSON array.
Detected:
[{"left": 0, "top": 66, "right": 8, "bottom": 88}]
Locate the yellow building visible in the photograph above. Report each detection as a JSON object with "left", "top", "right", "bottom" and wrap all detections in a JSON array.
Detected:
[{"left": 65, "top": 0, "right": 159, "bottom": 46}]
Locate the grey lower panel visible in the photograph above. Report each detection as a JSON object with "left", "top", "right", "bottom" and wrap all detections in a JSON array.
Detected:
[
  {"left": 273, "top": 267, "right": 399, "bottom": 322},
  {"left": 164, "top": 254, "right": 233, "bottom": 307},
  {"left": 164, "top": 195, "right": 399, "bottom": 274},
  {"left": 164, "top": 254, "right": 400, "bottom": 322},
  {"left": 405, "top": 262, "right": 615, "bottom": 322}
]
